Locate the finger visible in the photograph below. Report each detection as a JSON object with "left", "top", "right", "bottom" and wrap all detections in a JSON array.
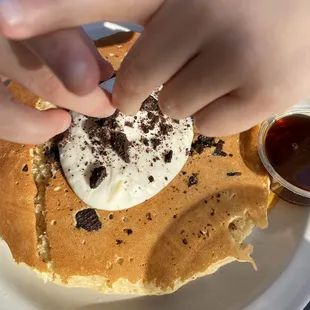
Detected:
[
  {"left": 0, "top": 75, "right": 8, "bottom": 83},
  {"left": 193, "top": 94, "right": 279, "bottom": 137},
  {"left": 25, "top": 27, "right": 110, "bottom": 95},
  {"left": 158, "top": 39, "right": 242, "bottom": 119},
  {"left": 0, "top": 83, "right": 71, "bottom": 144},
  {"left": 0, "top": 37, "right": 115, "bottom": 117},
  {"left": 113, "top": 0, "right": 208, "bottom": 114},
  {"left": 0, "top": 0, "right": 164, "bottom": 39},
  {"left": 79, "top": 28, "right": 114, "bottom": 82}
]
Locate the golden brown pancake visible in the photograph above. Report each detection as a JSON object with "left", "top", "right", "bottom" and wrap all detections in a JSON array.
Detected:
[{"left": 0, "top": 32, "right": 270, "bottom": 295}]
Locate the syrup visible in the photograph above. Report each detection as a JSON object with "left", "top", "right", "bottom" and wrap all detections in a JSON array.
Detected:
[{"left": 265, "top": 114, "right": 310, "bottom": 191}]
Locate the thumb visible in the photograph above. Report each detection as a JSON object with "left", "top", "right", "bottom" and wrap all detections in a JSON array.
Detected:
[
  {"left": 0, "top": 84, "right": 71, "bottom": 144},
  {"left": 0, "top": 0, "right": 165, "bottom": 39}
]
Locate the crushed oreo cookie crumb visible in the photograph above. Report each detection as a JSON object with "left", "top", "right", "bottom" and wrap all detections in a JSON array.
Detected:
[
  {"left": 116, "top": 239, "right": 123, "bottom": 245},
  {"left": 213, "top": 139, "right": 227, "bottom": 157},
  {"left": 75, "top": 209, "right": 102, "bottom": 232},
  {"left": 108, "top": 213, "right": 114, "bottom": 220},
  {"left": 141, "top": 138, "right": 149, "bottom": 146},
  {"left": 148, "top": 176, "right": 154, "bottom": 183},
  {"left": 141, "top": 96, "right": 160, "bottom": 112},
  {"left": 159, "top": 123, "right": 173, "bottom": 135},
  {"left": 164, "top": 150, "right": 173, "bottom": 163},
  {"left": 151, "top": 138, "right": 161, "bottom": 150},
  {"left": 124, "top": 121, "right": 134, "bottom": 128},
  {"left": 22, "top": 164, "right": 28, "bottom": 172},
  {"left": 146, "top": 212, "right": 152, "bottom": 221},
  {"left": 182, "top": 238, "right": 188, "bottom": 245},
  {"left": 188, "top": 174, "right": 198, "bottom": 187},
  {"left": 110, "top": 132, "right": 130, "bottom": 163},
  {"left": 227, "top": 172, "right": 242, "bottom": 176},
  {"left": 90, "top": 166, "right": 107, "bottom": 189},
  {"left": 191, "top": 136, "right": 216, "bottom": 154}
]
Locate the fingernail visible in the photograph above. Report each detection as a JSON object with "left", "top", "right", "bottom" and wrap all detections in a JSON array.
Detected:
[
  {"left": 0, "top": 0, "right": 23, "bottom": 26},
  {"left": 57, "top": 113, "right": 71, "bottom": 134}
]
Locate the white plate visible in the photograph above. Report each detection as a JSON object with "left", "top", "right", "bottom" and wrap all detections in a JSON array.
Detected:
[{"left": 1, "top": 22, "right": 310, "bottom": 310}]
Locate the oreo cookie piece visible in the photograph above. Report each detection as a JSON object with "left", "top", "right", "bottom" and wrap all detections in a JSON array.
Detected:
[
  {"left": 188, "top": 174, "right": 198, "bottom": 187},
  {"left": 213, "top": 139, "right": 227, "bottom": 157},
  {"left": 191, "top": 135, "right": 216, "bottom": 154},
  {"left": 110, "top": 132, "right": 130, "bottom": 163},
  {"left": 75, "top": 208, "right": 102, "bottom": 232},
  {"left": 227, "top": 172, "right": 242, "bottom": 177},
  {"left": 90, "top": 166, "right": 107, "bottom": 189},
  {"left": 164, "top": 150, "right": 173, "bottom": 163}
]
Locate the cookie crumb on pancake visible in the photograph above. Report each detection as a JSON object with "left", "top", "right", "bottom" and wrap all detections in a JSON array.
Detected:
[
  {"left": 188, "top": 174, "right": 198, "bottom": 187},
  {"left": 75, "top": 209, "right": 102, "bottom": 232},
  {"left": 164, "top": 150, "right": 173, "bottom": 163},
  {"left": 227, "top": 172, "right": 242, "bottom": 177}
]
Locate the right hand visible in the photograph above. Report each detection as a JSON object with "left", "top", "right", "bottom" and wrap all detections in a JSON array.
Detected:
[{"left": 0, "top": 28, "right": 115, "bottom": 144}]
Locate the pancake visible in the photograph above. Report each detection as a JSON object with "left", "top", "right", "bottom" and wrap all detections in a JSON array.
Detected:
[{"left": 0, "top": 32, "right": 270, "bottom": 295}]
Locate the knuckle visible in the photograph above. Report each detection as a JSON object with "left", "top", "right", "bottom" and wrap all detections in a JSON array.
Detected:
[
  {"left": 158, "top": 92, "right": 189, "bottom": 119},
  {"left": 28, "top": 69, "right": 62, "bottom": 101}
]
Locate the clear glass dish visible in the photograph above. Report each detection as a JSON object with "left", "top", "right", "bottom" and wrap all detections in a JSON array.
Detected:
[{"left": 258, "top": 100, "right": 310, "bottom": 205}]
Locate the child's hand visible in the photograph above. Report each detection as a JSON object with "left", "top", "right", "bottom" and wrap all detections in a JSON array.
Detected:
[
  {"left": 2, "top": 0, "right": 310, "bottom": 136},
  {"left": 0, "top": 28, "right": 114, "bottom": 144}
]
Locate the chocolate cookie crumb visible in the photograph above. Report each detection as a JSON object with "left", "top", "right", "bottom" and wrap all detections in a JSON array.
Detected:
[
  {"left": 159, "top": 123, "right": 173, "bottom": 136},
  {"left": 188, "top": 174, "right": 198, "bottom": 187},
  {"left": 22, "top": 164, "right": 28, "bottom": 172},
  {"left": 151, "top": 138, "right": 161, "bottom": 150},
  {"left": 213, "top": 139, "right": 227, "bottom": 157},
  {"left": 124, "top": 121, "right": 134, "bottom": 128},
  {"left": 110, "top": 132, "right": 130, "bottom": 163},
  {"left": 227, "top": 172, "right": 242, "bottom": 176},
  {"left": 141, "top": 96, "right": 160, "bottom": 112},
  {"left": 146, "top": 212, "right": 152, "bottom": 221},
  {"left": 75, "top": 209, "right": 102, "bottom": 232},
  {"left": 164, "top": 150, "right": 173, "bottom": 163},
  {"left": 90, "top": 166, "right": 107, "bottom": 189},
  {"left": 116, "top": 239, "right": 123, "bottom": 245},
  {"left": 141, "top": 138, "right": 149, "bottom": 146},
  {"left": 123, "top": 228, "right": 133, "bottom": 235},
  {"left": 148, "top": 176, "right": 154, "bottom": 183},
  {"left": 173, "top": 214, "right": 178, "bottom": 219},
  {"left": 182, "top": 238, "right": 188, "bottom": 245},
  {"left": 191, "top": 135, "right": 216, "bottom": 154},
  {"left": 108, "top": 213, "right": 114, "bottom": 220}
]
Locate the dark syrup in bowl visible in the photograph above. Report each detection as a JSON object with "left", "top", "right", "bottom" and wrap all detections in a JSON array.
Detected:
[{"left": 265, "top": 114, "right": 310, "bottom": 191}]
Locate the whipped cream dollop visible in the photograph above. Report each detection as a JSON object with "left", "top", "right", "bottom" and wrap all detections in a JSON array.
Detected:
[{"left": 59, "top": 79, "right": 193, "bottom": 211}]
